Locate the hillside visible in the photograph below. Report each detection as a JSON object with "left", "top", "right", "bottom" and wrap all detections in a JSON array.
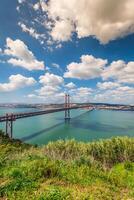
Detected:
[{"left": 0, "top": 131, "right": 134, "bottom": 200}]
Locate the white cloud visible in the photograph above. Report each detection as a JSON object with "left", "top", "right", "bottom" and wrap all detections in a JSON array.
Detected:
[
  {"left": 36, "top": 85, "right": 60, "bottom": 96},
  {"left": 67, "top": 83, "right": 134, "bottom": 104},
  {"left": 16, "top": 6, "right": 20, "bottom": 12},
  {"left": 26, "top": 70, "right": 65, "bottom": 103},
  {"left": 18, "top": 22, "right": 46, "bottom": 44},
  {"left": 52, "top": 63, "right": 60, "bottom": 69},
  {"left": 65, "top": 82, "right": 76, "bottom": 89},
  {"left": 28, "top": 85, "right": 93, "bottom": 104},
  {"left": 55, "top": 43, "right": 62, "bottom": 49},
  {"left": 94, "top": 86, "right": 134, "bottom": 104},
  {"left": 34, "top": 0, "right": 134, "bottom": 44},
  {"left": 32, "top": 72, "right": 64, "bottom": 103},
  {"left": 33, "top": 3, "right": 40, "bottom": 11},
  {"left": 39, "top": 72, "right": 64, "bottom": 86},
  {"left": 76, "top": 87, "right": 93, "bottom": 94},
  {"left": 39, "top": 1, "right": 48, "bottom": 12},
  {"left": 70, "top": 87, "right": 93, "bottom": 103},
  {"left": 27, "top": 94, "right": 37, "bottom": 98},
  {"left": 28, "top": 92, "right": 65, "bottom": 104},
  {"left": 0, "top": 74, "right": 36, "bottom": 92},
  {"left": 102, "top": 60, "right": 134, "bottom": 84},
  {"left": 18, "top": 0, "right": 25, "bottom": 3},
  {"left": 51, "top": 20, "right": 74, "bottom": 42},
  {"left": 64, "top": 55, "right": 107, "bottom": 79},
  {"left": 4, "top": 38, "right": 44, "bottom": 71},
  {"left": 97, "top": 81, "right": 121, "bottom": 90},
  {"left": 64, "top": 54, "right": 134, "bottom": 85}
]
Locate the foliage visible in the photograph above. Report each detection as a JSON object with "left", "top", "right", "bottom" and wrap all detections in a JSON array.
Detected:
[
  {"left": 0, "top": 130, "right": 134, "bottom": 200},
  {"left": 44, "top": 137, "right": 134, "bottom": 166}
]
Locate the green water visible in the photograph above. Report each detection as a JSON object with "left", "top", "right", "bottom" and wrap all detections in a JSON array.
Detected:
[{"left": 0, "top": 108, "right": 133, "bottom": 145}]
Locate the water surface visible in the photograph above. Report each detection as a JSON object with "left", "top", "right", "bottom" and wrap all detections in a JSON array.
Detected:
[{"left": 0, "top": 108, "right": 133, "bottom": 145}]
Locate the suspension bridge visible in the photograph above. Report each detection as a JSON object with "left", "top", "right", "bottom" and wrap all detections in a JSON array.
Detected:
[{"left": 0, "top": 94, "right": 93, "bottom": 138}]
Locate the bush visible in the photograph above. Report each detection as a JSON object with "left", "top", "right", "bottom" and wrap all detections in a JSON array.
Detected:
[
  {"left": 39, "top": 187, "right": 71, "bottom": 200},
  {"left": 44, "top": 137, "right": 134, "bottom": 167},
  {"left": 124, "top": 161, "right": 134, "bottom": 171}
]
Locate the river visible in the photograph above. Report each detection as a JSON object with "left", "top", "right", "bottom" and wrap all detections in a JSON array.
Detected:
[{"left": 0, "top": 108, "right": 133, "bottom": 145}]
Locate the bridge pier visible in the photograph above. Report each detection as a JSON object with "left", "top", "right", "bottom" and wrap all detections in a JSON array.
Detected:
[
  {"left": 65, "top": 94, "right": 71, "bottom": 121},
  {"left": 5, "top": 114, "right": 15, "bottom": 138}
]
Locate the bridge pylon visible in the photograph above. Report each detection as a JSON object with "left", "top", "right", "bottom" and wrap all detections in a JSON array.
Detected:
[
  {"left": 5, "top": 114, "right": 15, "bottom": 138},
  {"left": 64, "top": 94, "right": 71, "bottom": 121}
]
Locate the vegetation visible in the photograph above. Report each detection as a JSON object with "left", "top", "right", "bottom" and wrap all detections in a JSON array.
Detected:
[{"left": 0, "top": 130, "right": 134, "bottom": 200}]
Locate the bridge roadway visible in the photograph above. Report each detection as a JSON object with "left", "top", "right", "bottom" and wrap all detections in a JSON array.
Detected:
[{"left": 0, "top": 106, "right": 87, "bottom": 122}]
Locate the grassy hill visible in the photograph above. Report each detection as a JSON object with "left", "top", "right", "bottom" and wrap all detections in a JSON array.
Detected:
[{"left": 0, "top": 130, "right": 134, "bottom": 200}]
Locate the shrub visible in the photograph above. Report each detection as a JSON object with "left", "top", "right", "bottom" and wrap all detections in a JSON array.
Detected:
[
  {"left": 124, "top": 161, "right": 134, "bottom": 171},
  {"left": 39, "top": 187, "right": 71, "bottom": 200}
]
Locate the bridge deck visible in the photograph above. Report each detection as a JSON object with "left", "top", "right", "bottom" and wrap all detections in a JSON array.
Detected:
[{"left": 0, "top": 106, "right": 87, "bottom": 122}]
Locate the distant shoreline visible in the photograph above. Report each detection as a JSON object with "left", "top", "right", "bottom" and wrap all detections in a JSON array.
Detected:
[
  {"left": 97, "top": 108, "right": 134, "bottom": 112},
  {"left": 0, "top": 104, "right": 133, "bottom": 112}
]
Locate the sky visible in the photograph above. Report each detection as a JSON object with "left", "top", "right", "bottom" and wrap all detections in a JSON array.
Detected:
[{"left": 0, "top": 0, "right": 134, "bottom": 105}]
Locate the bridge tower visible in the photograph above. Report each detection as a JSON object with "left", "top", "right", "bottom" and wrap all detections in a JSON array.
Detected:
[
  {"left": 5, "top": 114, "right": 15, "bottom": 138},
  {"left": 64, "top": 94, "right": 71, "bottom": 121}
]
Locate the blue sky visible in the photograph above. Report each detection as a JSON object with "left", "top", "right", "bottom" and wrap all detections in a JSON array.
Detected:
[{"left": 0, "top": 0, "right": 134, "bottom": 104}]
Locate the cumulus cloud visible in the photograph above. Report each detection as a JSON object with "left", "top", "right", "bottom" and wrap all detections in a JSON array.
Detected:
[
  {"left": 39, "top": 72, "right": 64, "bottom": 86},
  {"left": 64, "top": 54, "right": 134, "bottom": 85},
  {"left": 18, "top": 22, "right": 46, "bottom": 44},
  {"left": 97, "top": 81, "right": 121, "bottom": 90},
  {"left": 4, "top": 38, "right": 44, "bottom": 71},
  {"left": 37, "top": 85, "right": 60, "bottom": 96},
  {"left": 0, "top": 74, "right": 36, "bottom": 92},
  {"left": 65, "top": 82, "right": 76, "bottom": 89},
  {"left": 63, "top": 53, "right": 134, "bottom": 104},
  {"left": 30, "top": 72, "right": 65, "bottom": 103},
  {"left": 67, "top": 83, "right": 134, "bottom": 104},
  {"left": 64, "top": 55, "right": 107, "bottom": 79},
  {"left": 32, "top": 0, "right": 134, "bottom": 44},
  {"left": 18, "top": 0, "right": 25, "bottom": 3},
  {"left": 33, "top": 2, "right": 40, "bottom": 11},
  {"left": 28, "top": 92, "right": 65, "bottom": 104},
  {"left": 94, "top": 86, "right": 134, "bottom": 104},
  {"left": 76, "top": 87, "right": 93, "bottom": 94},
  {"left": 29, "top": 86, "right": 93, "bottom": 104},
  {"left": 51, "top": 20, "right": 74, "bottom": 42},
  {"left": 52, "top": 63, "right": 60, "bottom": 69},
  {"left": 102, "top": 60, "right": 134, "bottom": 84},
  {"left": 70, "top": 87, "right": 93, "bottom": 103}
]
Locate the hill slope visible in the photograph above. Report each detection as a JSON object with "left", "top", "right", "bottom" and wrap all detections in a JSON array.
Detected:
[{"left": 0, "top": 131, "right": 134, "bottom": 200}]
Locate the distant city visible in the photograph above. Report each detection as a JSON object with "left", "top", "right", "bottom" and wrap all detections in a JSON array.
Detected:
[{"left": 0, "top": 103, "right": 133, "bottom": 111}]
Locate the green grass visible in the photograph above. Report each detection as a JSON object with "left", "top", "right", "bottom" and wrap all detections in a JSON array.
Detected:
[{"left": 0, "top": 130, "right": 134, "bottom": 200}]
